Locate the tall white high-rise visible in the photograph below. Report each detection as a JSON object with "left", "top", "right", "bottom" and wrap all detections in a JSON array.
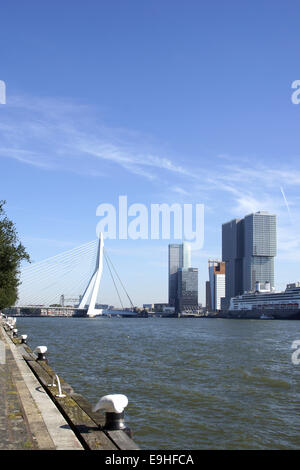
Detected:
[
  {"left": 208, "top": 260, "right": 226, "bottom": 311},
  {"left": 182, "top": 241, "right": 191, "bottom": 269}
]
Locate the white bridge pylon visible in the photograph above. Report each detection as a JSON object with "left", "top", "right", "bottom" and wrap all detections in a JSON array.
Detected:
[{"left": 78, "top": 233, "right": 104, "bottom": 317}]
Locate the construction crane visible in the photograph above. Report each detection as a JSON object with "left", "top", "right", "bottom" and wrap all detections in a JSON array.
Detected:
[{"left": 60, "top": 294, "right": 81, "bottom": 307}]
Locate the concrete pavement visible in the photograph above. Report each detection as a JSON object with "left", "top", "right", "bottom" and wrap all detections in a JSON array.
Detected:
[{"left": 0, "top": 323, "right": 83, "bottom": 450}]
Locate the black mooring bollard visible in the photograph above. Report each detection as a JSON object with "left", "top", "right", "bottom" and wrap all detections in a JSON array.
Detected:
[
  {"left": 93, "top": 394, "right": 132, "bottom": 437},
  {"left": 34, "top": 346, "right": 48, "bottom": 362},
  {"left": 104, "top": 410, "right": 126, "bottom": 430},
  {"left": 21, "top": 335, "right": 27, "bottom": 344},
  {"left": 104, "top": 410, "right": 132, "bottom": 438},
  {"left": 37, "top": 352, "right": 47, "bottom": 361}
]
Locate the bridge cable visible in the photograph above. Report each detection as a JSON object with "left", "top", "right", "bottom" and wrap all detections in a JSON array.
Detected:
[
  {"left": 104, "top": 251, "right": 124, "bottom": 310},
  {"left": 104, "top": 249, "right": 135, "bottom": 309},
  {"left": 17, "top": 240, "right": 98, "bottom": 307}
]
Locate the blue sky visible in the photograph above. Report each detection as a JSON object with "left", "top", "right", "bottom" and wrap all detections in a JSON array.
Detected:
[{"left": 1, "top": 0, "right": 300, "bottom": 306}]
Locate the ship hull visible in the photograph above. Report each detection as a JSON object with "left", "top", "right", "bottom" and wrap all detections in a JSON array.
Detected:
[{"left": 217, "top": 309, "right": 300, "bottom": 320}]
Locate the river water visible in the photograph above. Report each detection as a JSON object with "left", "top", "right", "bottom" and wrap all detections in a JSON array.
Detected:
[{"left": 17, "top": 317, "right": 300, "bottom": 449}]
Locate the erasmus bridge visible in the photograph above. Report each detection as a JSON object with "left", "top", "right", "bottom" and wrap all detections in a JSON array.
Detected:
[{"left": 15, "top": 233, "right": 135, "bottom": 317}]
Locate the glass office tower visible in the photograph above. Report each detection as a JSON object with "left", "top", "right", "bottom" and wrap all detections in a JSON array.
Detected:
[
  {"left": 243, "top": 211, "right": 276, "bottom": 292},
  {"left": 177, "top": 268, "right": 198, "bottom": 312},
  {"left": 168, "top": 242, "right": 191, "bottom": 307},
  {"left": 222, "top": 218, "right": 244, "bottom": 304}
]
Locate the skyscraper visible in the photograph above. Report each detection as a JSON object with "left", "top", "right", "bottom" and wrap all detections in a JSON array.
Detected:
[
  {"left": 168, "top": 242, "right": 191, "bottom": 307},
  {"left": 182, "top": 241, "right": 191, "bottom": 268},
  {"left": 205, "top": 281, "right": 212, "bottom": 311},
  {"left": 222, "top": 218, "right": 244, "bottom": 303},
  {"left": 243, "top": 211, "right": 276, "bottom": 292},
  {"left": 177, "top": 268, "right": 198, "bottom": 312},
  {"left": 222, "top": 211, "right": 276, "bottom": 307}
]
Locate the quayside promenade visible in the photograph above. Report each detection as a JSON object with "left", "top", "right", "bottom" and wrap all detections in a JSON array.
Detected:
[{"left": 0, "top": 318, "right": 139, "bottom": 450}]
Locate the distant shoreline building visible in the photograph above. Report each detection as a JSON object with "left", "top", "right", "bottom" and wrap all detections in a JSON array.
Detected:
[
  {"left": 168, "top": 242, "right": 198, "bottom": 313},
  {"left": 222, "top": 218, "right": 244, "bottom": 305},
  {"left": 177, "top": 267, "right": 198, "bottom": 313},
  {"left": 208, "top": 260, "right": 226, "bottom": 311},
  {"left": 142, "top": 304, "right": 154, "bottom": 312},
  {"left": 168, "top": 242, "right": 191, "bottom": 307},
  {"left": 205, "top": 281, "right": 211, "bottom": 311}
]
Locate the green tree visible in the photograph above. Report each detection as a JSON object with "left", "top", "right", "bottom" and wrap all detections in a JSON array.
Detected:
[{"left": 0, "top": 200, "right": 30, "bottom": 309}]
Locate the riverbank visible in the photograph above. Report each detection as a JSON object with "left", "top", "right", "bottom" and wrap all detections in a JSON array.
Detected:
[
  {"left": 0, "top": 321, "right": 83, "bottom": 449},
  {"left": 0, "top": 318, "right": 139, "bottom": 450}
]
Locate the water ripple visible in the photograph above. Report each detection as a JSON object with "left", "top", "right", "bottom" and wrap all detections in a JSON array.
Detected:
[{"left": 17, "top": 317, "right": 300, "bottom": 449}]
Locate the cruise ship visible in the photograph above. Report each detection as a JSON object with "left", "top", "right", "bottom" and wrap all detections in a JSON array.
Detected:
[{"left": 228, "top": 282, "right": 300, "bottom": 319}]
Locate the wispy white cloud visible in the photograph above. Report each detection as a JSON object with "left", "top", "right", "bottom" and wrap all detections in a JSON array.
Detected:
[
  {"left": 2, "top": 94, "right": 300, "bottom": 198},
  {"left": 169, "top": 186, "right": 190, "bottom": 196},
  {"left": 280, "top": 186, "right": 293, "bottom": 224},
  {"left": 1, "top": 94, "right": 300, "bottom": 267},
  {"left": 0, "top": 94, "right": 195, "bottom": 182},
  {"left": 0, "top": 147, "right": 54, "bottom": 169}
]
